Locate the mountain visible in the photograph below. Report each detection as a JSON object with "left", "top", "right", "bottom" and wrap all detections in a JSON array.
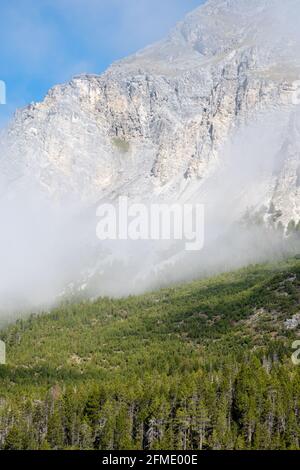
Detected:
[
  {"left": 1, "top": 257, "right": 300, "bottom": 450},
  {"left": 0, "top": 0, "right": 300, "bottom": 310},
  {"left": 1, "top": 0, "right": 300, "bottom": 216},
  {"left": 1, "top": 2, "right": 300, "bottom": 449}
]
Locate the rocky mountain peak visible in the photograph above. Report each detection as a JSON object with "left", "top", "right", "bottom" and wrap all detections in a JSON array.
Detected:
[
  {"left": 0, "top": 0, "right": 300, "bottom": 309},
  {"left": 0, "top": 0, "right": 299, "bottom": 216}
]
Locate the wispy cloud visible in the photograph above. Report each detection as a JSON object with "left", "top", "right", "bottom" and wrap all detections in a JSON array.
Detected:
[
  {"left": 56, "top": 0, "right": 204, "bottom": 57},
  {"left": 0, "top": 0, "right": 203, "bottom": 125}
]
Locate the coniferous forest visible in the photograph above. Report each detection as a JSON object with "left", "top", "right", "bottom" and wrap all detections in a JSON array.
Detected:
[{"left": 1, "top": 258, "right": 300, "bottom": 450}]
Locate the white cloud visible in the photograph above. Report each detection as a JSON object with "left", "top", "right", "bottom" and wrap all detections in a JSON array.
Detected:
[
  {"left": 55, "top": 0, "right": 204, "bottom": 56},
  {"left": 0, "top": 0, "right": 203, "bottom": 125}
]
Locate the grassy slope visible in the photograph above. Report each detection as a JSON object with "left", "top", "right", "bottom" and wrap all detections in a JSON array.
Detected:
[
  {"left": 0, "top": 257, "right": 300, "bottom": 449},
  {"left": 1, "top": 258, "right": 300, "bottom": 391}
]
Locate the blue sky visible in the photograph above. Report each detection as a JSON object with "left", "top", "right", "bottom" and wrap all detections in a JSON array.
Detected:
[{"left": 0, "top": 0, "right": 203, "bottom": 127}]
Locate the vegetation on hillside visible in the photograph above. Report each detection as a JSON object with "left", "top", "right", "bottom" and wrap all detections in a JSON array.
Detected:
[{"left": 1, "top": 258, "right": 300, "bottom": 449}]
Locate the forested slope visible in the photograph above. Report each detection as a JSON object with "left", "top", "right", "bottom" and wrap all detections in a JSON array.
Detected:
[{"left": 1, "top": 258, "right": 300, "bottom": 449}]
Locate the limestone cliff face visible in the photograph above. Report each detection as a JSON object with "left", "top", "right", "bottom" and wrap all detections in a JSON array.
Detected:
[{"left": 0, "top": 0, "right": 300, "bottom": 222}]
